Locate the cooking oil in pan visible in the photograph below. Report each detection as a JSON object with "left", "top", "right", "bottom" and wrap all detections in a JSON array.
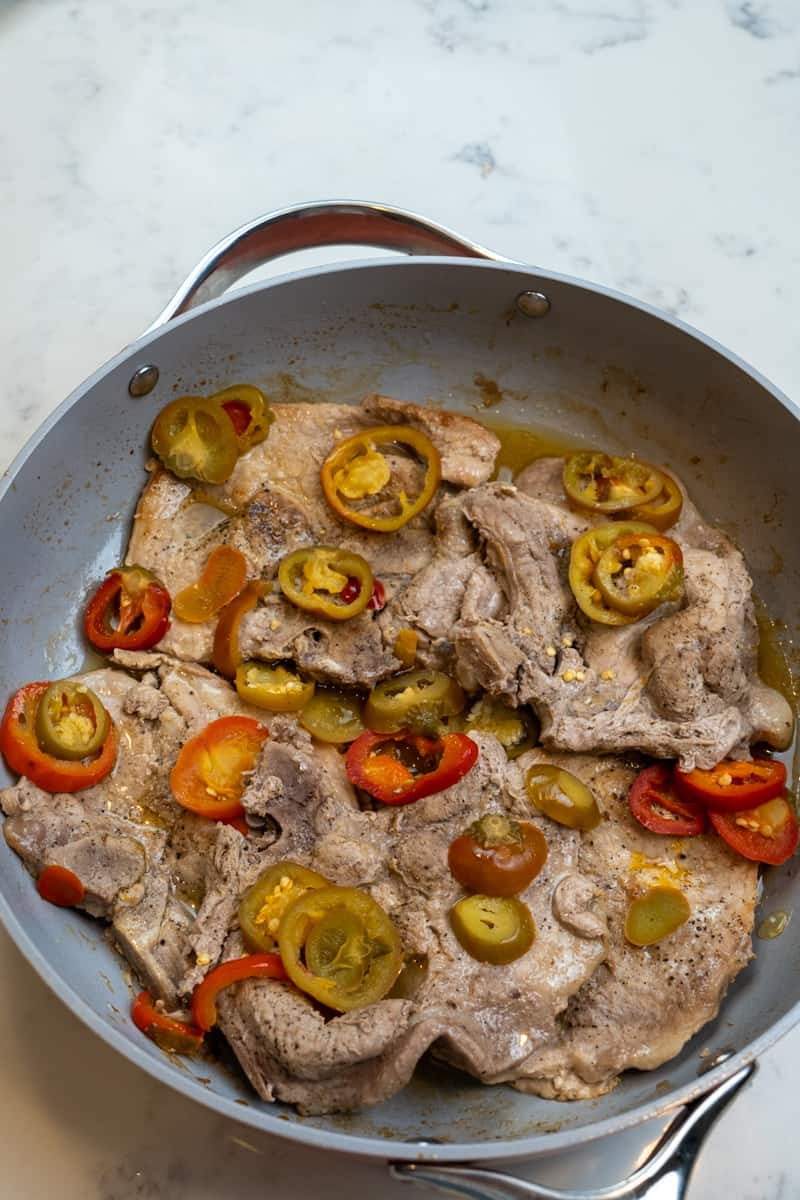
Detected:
[
  {"left": 757, "top": 910, "right": 790, "bottom": 940},
  {"left": 483, "top": 418, "right": 582, "bottom": 478},
  {"left": 754, "top": 597, "right": 799, "bottom": 797},
  {"left": 756, "top": 599, "right": 796, "bottom": 710}
]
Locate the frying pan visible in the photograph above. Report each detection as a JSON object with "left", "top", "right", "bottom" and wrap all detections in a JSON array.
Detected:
[{"left": 1, "top": 201, "right": 798, "bottom": 1200}]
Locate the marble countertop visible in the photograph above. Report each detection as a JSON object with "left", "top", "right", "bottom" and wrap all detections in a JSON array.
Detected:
[{"left": 2, "top": 0, "right": 800, "bottom": 1196}]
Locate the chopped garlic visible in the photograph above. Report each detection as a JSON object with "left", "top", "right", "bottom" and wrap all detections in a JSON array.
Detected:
[
  {"left": 196, "top": 953, "right": 211, "bottom": 966},
  {"left": 561, "top": 634, "right": 574, "bottom": 648}
]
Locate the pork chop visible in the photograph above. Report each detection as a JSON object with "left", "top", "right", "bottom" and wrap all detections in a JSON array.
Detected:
[
  {"left": 509, "top": 749, "right": 758, "bottom": 1099},
  {"left": 0, "top": 659, "right": 278, "bottom": 1005},
  {"left": 380, "top": 468, "right": 792, "bottom": 769},
  {"left": 211, "top": 722, "right": 608, "bottom": 1113},
  {"left": 125, "top": 396, "right": 500, "bottom": 677}
]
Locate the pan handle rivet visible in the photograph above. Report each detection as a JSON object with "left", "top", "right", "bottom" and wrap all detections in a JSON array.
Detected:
[
  {"left": 516, "top": 290, "right": 551, "bottom": 318},
  {"left": 128, "top": 364, "right": 160, "bottom": 397}
]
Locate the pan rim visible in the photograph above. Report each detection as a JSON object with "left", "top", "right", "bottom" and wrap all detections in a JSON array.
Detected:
[{"left": 1, "top": 252, "right": 798, "bottom": 1161}]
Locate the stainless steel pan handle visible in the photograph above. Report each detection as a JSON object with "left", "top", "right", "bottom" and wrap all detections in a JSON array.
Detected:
[
  {"left": 390, "top": 1064, "right": 754, "bottom": 1200},
  {"left": 145, "top": 200, "right": 508, "bottom": 333}
]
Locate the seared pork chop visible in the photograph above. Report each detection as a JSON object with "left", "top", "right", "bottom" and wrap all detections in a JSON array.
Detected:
[
  {"left": 214, "top": 723, "right": 608, "bottom": 1113},
  {"left": 126, "top": 396, "right": 500, "bottom": 676},
  {"left": 1, "top": 660, "right": 279, "bottom": 1006},
  {"left": 209, "top": 723, "right": 757, "bottom": 1114},
  {"left": 380, "top": 469, "right": 791, "bottom": 769},
  {"left": 510, "top": 749, "right": 758, "bottom": 1099}
]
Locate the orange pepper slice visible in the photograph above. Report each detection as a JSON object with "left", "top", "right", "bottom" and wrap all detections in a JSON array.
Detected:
[
  {"left": 393, "top": 628, "right": 418, "bottom": 668},
  {"left": 212, "top": 580, "right": 268, "bottom": 678},
  {"left": 173, "top": 546, "right": 248, "bottom": 623},
  {"left": 170, "top": 715, "right": 268, "bottom": 821}
]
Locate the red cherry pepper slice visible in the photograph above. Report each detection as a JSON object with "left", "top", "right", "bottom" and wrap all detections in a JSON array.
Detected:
[
  {"left": 37, "top": 865, "right": 86, "bottom": 907},
  {"left": 346, "top": 730, "right": 478, "bottom": 806},
  {"left": 0, "top": 682, "right": 117, "bottom": 793},
  {"left": 191, "top": 953, "right": 288, "bottom": 1032},
  {"left": 674, "top": 759, "right": 786, "bottom": 811},
  {"left": 709, "top": 797, "right": 798, "bottom": 865},
  {"left": 84, "top": 566, "right": 171, "bottom": 652},
  {"left": 131, "top": 991, "right": 204, "bottom": 1054},
  {"left": 170, "top": 715, "right": 268, "bottom": 821},
  {"left": 628, "top": 764, "right": 707, "bottom": 836}
]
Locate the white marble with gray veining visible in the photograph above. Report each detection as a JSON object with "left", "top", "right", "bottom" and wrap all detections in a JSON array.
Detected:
[{"left": 1, "top": 0, "right": 800, "bottom": 1196}]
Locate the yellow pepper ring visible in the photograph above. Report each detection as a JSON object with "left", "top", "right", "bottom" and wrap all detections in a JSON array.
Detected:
[
  {"left": 277, "top": 546, "right": 373, "bottom": 621},
  {"left": 151, "top": 395, "right": 239, "bottom": 485},
  {"left": 299, "top": 687, "right": 365, "bottom": 744},
  {"left": 35, "top": 681, "right": 110, "bottom": 762},
  {"left": 568, "top": 522, "right": 658, "bottom": 627},
  {"left": 235, "top": 662, "right": 316, "bottom": 712},
  {"left": 563, "top": 451, "right": 665, "bottom": 515},
  {"left": 238, "top": 862, "right": 330, "bottom": 953},
  {"left": 364, "top": 668, "right": 466, "bottom": 734},
  {"left": 625, "top": 885, "right": 691, "bottom": 947},
  {"left": 628, "top": 472, "right": 684, "bottom": 531},
  {"left": 277, "top": 885, "right": 403, "bottom": 1011},
  {"left": 320, "top": 425, "right": 442, "bottom": 532},
  {"left": 594, "top": 533, "right": 684, "bottom": 617},
  {"left": 525, "top": 763, "right": 601, "bottom": 831},
  {"left": 449, "top": 894, "right": 535, "bottom": 965}
]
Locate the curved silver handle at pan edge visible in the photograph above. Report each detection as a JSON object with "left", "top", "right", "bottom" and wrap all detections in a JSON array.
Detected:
[
  {"left": 143, "top": 200, "right": 509, "bottom": 334},
  {"left": 390, "top": 1063, "right": 754, "bottom": 1200}
]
